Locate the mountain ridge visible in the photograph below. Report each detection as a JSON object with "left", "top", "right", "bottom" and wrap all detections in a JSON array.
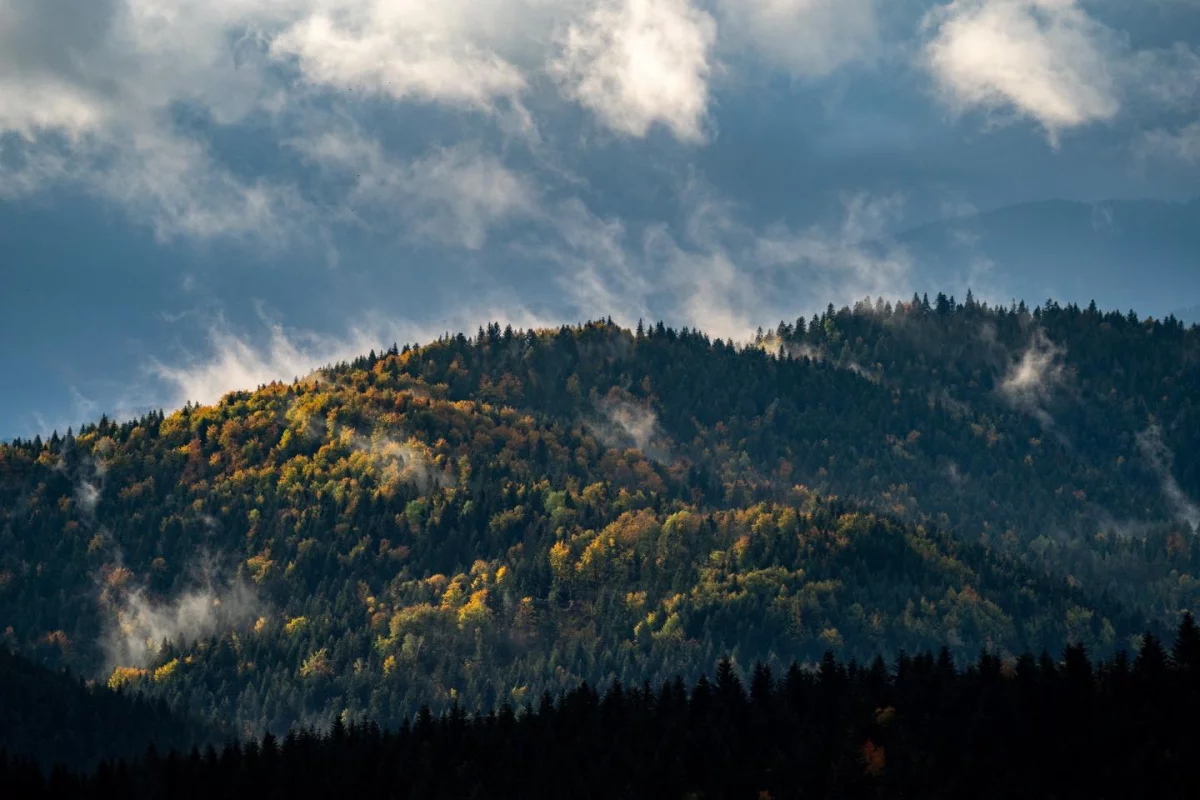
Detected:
[{"left": 2, "top": 299, "right": 1197, "bottom": 734}]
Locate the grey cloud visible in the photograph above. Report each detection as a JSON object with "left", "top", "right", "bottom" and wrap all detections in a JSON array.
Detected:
[
  {"left": 716, "top": 0, "right": 880, "bottom": 78},
  {"left": 1139, "top": 122, "right": 1200, "bottom": 164},
  {"left": 756, "top": 336, "right": 882, "bottom": 383},
  {"left": 293, "top": 130, "right": 541, "bottom": 249},
  {"left": 75, "top": 479, "right": 101, "bottom": 517}
]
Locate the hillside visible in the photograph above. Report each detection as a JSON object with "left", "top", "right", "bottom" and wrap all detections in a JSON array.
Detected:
[
  {"left": 2, "top": 299, "right": 1198, "bottom": 733},
  {"left": 0, "top": 647, "right": 206, "bottom": 770}
]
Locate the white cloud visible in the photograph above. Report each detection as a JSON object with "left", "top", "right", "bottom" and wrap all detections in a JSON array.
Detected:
[
  {"left": 1, "top": 129, "right": 309, "bottom": 245},
  {"left": 1123, "top": 42, "right": 1200, "bottom": 110},
  {"left": 269, "top": 1, "right": 527, "bottom": 111},
  {"left": 0, "top": 81, "right": 107, "bottom": 141},
  {"left": 146, "top": 304, "right": 557, "bottom": 412},
  {"left": 552, "top": 0, "right": 717, "bottom": 141},
  {"left": 76, "top": 480, "right": 102, "bottom": 517},
  {"left": 105, "top": 134, "right": 313, "bottom": 244},
  {"left": 653, "top": 236, "right": 754, "bottom": 342},
  {"left": 921, "top": 1, "right": 1200, "bottom": 145},
  {"left": 148, "top": 313, "right": 388, "bottom": 408},
  {"left": 2, "top": 0, "right": 1198, "bottom": 253},
  {"left": 923, "top": 0, "right": 1120, "bottom": 140},
  {"left": 523, "top": 197, "right": 651, "bottom": 325},
  {"left": 0, "top": 0, "right": 551, "bottom": 243},
  {"left": 716, "top": 0, "right": 879, "bottom": 77},
  {"left": 341, "top": 429, "right": 455, "bottom": 493},
  {"left": 400, "top": 145, "right": 542, "bottom": 249}
]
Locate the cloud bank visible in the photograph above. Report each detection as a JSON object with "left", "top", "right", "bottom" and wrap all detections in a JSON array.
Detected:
[
  {"left": 146, "top": 303, "right": 557, "bottom": 412},
  {"left": 4, "top": 0, "right": 1200, "bottom": 435},
  {"left": 3, "top": 0, "right": 1198, "bottom": 252}
]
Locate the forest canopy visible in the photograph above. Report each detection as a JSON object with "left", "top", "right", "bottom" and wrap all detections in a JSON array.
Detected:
[{"left": 1, "top": 295, "right": 1197, "bottom": 735}]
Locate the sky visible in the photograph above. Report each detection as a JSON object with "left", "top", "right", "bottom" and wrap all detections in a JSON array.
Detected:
[{"left": 2, "top": 0, "right": 1200, "bottom": 438}]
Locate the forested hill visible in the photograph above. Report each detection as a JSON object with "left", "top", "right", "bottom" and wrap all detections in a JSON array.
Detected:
[{"left": 1, "top": 295, "right": 1198, "bottom": 735}]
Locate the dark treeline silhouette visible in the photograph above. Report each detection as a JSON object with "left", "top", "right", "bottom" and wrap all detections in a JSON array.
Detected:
[
  {"left": 0, "top": 648, "right": 209, "bottom": 771},
  {"left": 6, "top": 614, "right": 1200, "bottom": 800}
]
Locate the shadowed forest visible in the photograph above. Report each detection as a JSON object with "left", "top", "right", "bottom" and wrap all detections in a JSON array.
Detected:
[{"left": 4, "top": 615, "right": 1200, "bottom": 799}]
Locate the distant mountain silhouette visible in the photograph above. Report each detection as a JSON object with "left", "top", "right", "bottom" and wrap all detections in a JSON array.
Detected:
[{"left": 895, "top": 198, "right": 1200, "bottom": 318}]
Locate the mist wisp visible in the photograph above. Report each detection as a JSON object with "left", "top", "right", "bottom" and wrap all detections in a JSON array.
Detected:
[
  {"left": 1137, "top": 424, "right": 1200, "bottom": 533},
  {"left": 755, "top": 335, "right": 880, "bottom": 382},
  {"left": 75, "top": 479, "right": 101, "bottom": 516},
  {"left": 344, "top": 429, "right": 455, "bottom": 493},
  {"left": 99, "top": 554, "right": 263, "bottom": 669},
  {"left": 589, "top": 397, "right": 672, "bottom": 464},
  {"left": 998, "top": 329, "right": 1067, "bottom": 425}
]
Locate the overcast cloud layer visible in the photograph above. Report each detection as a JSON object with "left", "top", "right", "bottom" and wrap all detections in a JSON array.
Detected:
[{"left": 2, "top": 0, "right": 1200, "bottom": 436}]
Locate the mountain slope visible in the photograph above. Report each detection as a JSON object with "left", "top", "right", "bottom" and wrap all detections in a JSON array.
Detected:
[
  {"left": 2, "top": 303, "right": 1197, "bottom": 733},
  {"left": 0, "top": 647, "right": 206, "bottom": 770}
]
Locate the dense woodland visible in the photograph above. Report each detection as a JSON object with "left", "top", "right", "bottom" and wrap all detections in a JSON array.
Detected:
[
  {"left": 1, "top": 294, "right": 1198, "bottom": 737},
  {"left": 5, "top": 615, "right": 1200, "bottom": 799},
  {"left": 0, "top": 648, "right": 207, "bottom": 770}
]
